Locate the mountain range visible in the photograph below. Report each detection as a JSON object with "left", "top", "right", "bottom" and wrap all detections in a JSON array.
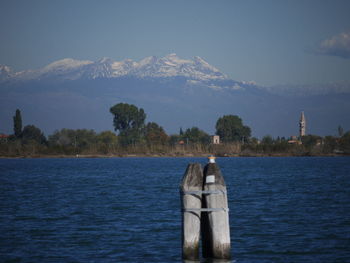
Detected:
[
  {"left": 1, "top": 54, "right": 349, "bottom": 137},
  {"left": 0, "top": 53, "right": 227, "bottom": 82}
]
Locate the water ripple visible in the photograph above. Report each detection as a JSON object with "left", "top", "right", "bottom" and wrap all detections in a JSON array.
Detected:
[{"left": 0, "top": 157, "right": 349, "bottom": 262}]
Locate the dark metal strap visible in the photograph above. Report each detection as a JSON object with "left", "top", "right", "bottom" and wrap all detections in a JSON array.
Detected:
[{"left": 183, "top": 208, "right": 229, "bottom": 212}]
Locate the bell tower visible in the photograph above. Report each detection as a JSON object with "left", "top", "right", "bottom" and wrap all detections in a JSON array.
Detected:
[{"left": 299, "top": 111, "right": 306, "bottom": 137}]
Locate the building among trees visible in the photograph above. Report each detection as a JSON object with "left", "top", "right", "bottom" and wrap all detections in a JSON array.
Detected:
[
  {"left": 211, "top": 135, "right": 220, "bottom": 144},
  {"left": 288, "top": 135, "right": 301, "bottom": 145}
]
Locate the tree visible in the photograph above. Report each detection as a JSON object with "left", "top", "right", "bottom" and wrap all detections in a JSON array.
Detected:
[
  {"left": 249, "top": 137, "right": 259, "bottom": 145},
  {"left": 13, "top": 109, "right": 22, "bottom": 138},
  {"left": 179, "top": 127, "right": 184, "bottom": 136},
  {"left": 215, "top": 115, "right": 251, "bottom": 143},
  {"left": 110, "top": 103, "right": 146, "bottom": 133},
  {"left": 301, "top": 134, "right": 322, "bottom": 149},
  {"left": 261, "top": 135, "right": 274, "bottom": 145},
  {"left": 323, "top": 136, "right": 338, "bottom": 153},
  {"left": 273, "top": 139, "right": 290, "bottom": 153},
  {"left": 22, "top": 125, "right": 47, "bottom": 144},
  {"left": 144, "top": 122, "right": 168, "bottom": 145},
  {"left": 48, "top": 128, "right": 97, "bottom": 153},
  {"left": 260, "top": 135, "right": 274, "bottom": 152},
  {"left": 97, "top": 131, "right": 118, "bottom": 145},
  {"left": 169, "top": 134, "right": 181, "bottom": 146},
  {"left": 74, "top": 129, "right": 97, "bottom": 148},
  {"left": 48, "top": 129, "right": 75, "bottom": 146},
  {"left": 96, "top": 131, "right": 118, "bottom": 154},
  {"left": 339, "top": 131, "right": 350, "bottom": 153},
  {"left": 109, "top": 103, "right": 146, "bottom": 145},
  {"left": 183, "top": 127, "right": 210, "bottom": 144}
]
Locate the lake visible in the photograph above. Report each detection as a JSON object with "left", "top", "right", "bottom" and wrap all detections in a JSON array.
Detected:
[{"left": 0, "top": 157, "right": 349, "bottom": 262}]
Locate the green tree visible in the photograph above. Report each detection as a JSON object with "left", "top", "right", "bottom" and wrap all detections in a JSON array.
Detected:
[
  {"left": 48, "top": 128, "right": 97, "bottom": 153},
  {"left": 109, "top": 103, "right": 146, "bottom": 145},
  {"left": 145, "top": 122, "right": 168, "bottom": 145},
  {"left": 301, "top": 134, "right": 322, "bottom": 149},
  {"left": 273, "top": 139, "right": 290, "bottom": 153},
  {"left": 169, "top": 134, "right": 181, "bottom": 146},
  {"left": 183, "top": 127, "right": 210, "bottom": 144},
  {"left": 22, "top": 125, "right": 47, "bottom": 144},
  {"left": 13, "top": 109, "right": 22, "bottom": 138},
  {"left": 261, "top": 135, "right": 274, "bottom": 145},
  {"left": 323, "top": 136, "right": 338, "bottom": 153},
  {"left": 339, "top": 131, "right": 350, "bottom": 153},
  {"left": 74, "top": 129, "right": 97, "bottom": 148},
  {"left": 48, "top": 129, "right": 75, "bottom": 146},
  {"left": 96, "top": 131, "right": 118, "bottom": 154},
  {"left": 215, "top": 115, "right": 251, "bottom": 142},
  {"left": 97, "top": 131, "right": 118, "bottom": 145},
  {"left": 179, "top": 127, "right": 184, "bottom": 136},
  {"left": 260, "top": 135, "right": 274, "bottom": 152},
  {"left": 249, "top": 137, "right": 259, "bottom": 145}
]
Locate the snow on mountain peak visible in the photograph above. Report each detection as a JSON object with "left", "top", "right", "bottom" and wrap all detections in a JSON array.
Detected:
[
  {"left": 0, "top": 65, "right": 12, "bottom": 74},
  {"left": 1, "top": 54, "right": 228, "bottom": 82},
  {"left": 194, "top": 56, "right": 207, "bottom": 64},
  {"left": 162, "top": 53, "right": 191, "bottom": 65},
  {"left": 138, "top": 56, "right": 157, "bottom": 66},
  {"left": 0, "top": 65, "right": 13, "bottom": 80},
  {"left": 129, "top": 54, "right": 227, "bottom": 80},
  {"left": 97, "top": 57, "right": 113, "bottom": 64},
  {"left": 166, "top": 53, "right": 177, "bottom": 57},
  {"left": 193, "top": 56, "right": 220, "bottom": 72},
  {"left": 0, "top": 65, "right": 12, "bottom": 73},
  {"left": 43, "top": 58, "right": 93, "bottom": 71}
]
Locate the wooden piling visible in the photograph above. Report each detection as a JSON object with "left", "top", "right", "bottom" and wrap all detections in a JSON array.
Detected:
[
  {"left": 202, "top": 157, "right": 231, "bottom": 259},
  {"left": 180, "top": 163, "right": 203, "bottom": 260}
]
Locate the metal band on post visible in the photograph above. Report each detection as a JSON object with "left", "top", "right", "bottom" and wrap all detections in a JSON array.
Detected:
[
  {"left": 181, "top": 190, "right": 227, "bottom": 195},
  {"left": 183, "top": 208, "right": 229, "bottom": 212}
]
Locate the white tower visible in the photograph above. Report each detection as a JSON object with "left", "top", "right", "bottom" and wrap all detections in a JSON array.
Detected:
[{"left": 299, "top": 111, "right": 306, "bottom": 137}]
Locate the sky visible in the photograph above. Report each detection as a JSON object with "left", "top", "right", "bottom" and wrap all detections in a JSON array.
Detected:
[{"left": 1, "top": 0, "right": 350, "bottom": 86}]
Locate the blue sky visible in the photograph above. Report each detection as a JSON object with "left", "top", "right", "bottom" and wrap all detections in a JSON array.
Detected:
[{"left": 1, "top": 0, "right": 350, "bottom": 86}]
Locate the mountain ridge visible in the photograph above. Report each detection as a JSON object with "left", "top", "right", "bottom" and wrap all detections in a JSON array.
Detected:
[
  {"left": 0, "top": 54, "right": 228, "bottom": 82},
  {"left": 2, "top": 54, "right": 350, "bottom": 96}
]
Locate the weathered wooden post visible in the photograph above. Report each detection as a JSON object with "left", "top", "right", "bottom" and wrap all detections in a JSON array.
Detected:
[
  {"left": 202, "top": 156, "right": 231, "bottom": 259},
  {"left": 180, "top": 163, "right": 203, "bottom": 260}
]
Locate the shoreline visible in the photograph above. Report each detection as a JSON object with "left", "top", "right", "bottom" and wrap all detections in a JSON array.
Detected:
[{"left": 0, "top": 153, "right": 348, "bottom": 159}]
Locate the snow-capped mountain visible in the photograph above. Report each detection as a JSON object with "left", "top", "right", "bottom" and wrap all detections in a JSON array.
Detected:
[
  {"left": 0, "top": 65, "right": 14, "bottom": 81},
  {"left": 1, "top": 54, "right": 227, "bottom": 82},
  {"left": 128, "top": 53, "right": 226, "bottom": 80}
]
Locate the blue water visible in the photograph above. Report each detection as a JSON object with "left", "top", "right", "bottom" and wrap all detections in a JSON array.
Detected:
[{"left": 0, "top": 157, "right": 349, "bottom": 263}]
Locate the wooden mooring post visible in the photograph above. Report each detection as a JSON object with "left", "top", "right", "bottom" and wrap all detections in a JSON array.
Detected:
[
  {"left": 180, "top": 156, "right": 231, "bottom": 261},
  {"left": 202, "top": 156, "right": 231, "bottom": 259},
  {"left": 180, "top": 163, "right": 203, "bottom": 260}
]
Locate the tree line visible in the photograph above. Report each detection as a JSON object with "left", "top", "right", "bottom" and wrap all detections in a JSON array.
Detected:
[
  {"left": 241, "top": 134, "right": 350, "bottom": 156},
  {"left": 1, "top": 104, "right": 349, "bottom": 157}
]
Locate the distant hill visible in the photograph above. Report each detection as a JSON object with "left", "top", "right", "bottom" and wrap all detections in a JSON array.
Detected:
[{"left": 1, "top": 54, "right": 349, "bottom": 137}]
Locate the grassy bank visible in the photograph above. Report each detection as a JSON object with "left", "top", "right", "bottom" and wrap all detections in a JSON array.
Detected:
[{"left": 1, "top": 136, "right": 349, "bottom": 158}]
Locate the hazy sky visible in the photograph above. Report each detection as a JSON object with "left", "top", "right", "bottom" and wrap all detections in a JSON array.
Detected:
[{"left": 1, "top": 0, "right": 350, "bottom": 86}]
